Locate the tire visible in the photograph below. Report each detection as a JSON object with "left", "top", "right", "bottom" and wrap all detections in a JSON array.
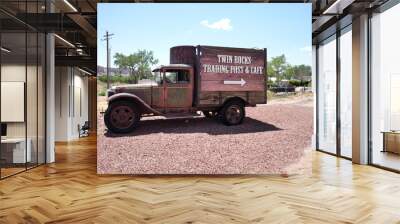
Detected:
[
  {"left": 202, "top": 110, "right": 217, "bottom": 118},
  {"left": 104, "top": 101, "right": 141, "bottom": 133},
  {"left": 218, "top": 100, "right": 245, "bottom": 126}
]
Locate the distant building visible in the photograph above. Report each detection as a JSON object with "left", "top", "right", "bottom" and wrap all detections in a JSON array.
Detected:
[{"left": 97, "top": 65, "right": 130, "bottom": 76}]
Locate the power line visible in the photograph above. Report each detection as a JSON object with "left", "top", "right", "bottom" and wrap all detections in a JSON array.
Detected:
[{"left": 101, "top": 31, "right": 114, "bottom": 89}]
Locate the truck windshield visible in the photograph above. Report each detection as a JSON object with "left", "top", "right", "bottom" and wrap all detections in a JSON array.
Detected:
[{"left": 165, "top": 70, "right": 189, "bottom": 84}]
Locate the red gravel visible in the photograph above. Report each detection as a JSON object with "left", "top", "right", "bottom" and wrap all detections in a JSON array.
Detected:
[{"left": 97, "top": 103, "right": 313, "bottom": 174}]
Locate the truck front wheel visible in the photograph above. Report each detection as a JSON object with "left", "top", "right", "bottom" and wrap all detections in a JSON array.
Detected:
[
  {"left": 104, "top": 101, "right": 140, "bottom": 133},
  {"left": 219, "top": 100, "right": 245, "bottom": 126}
]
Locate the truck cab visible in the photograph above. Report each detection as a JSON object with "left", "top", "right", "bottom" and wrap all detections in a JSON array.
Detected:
[{"left": 151, "top": 64, "right": 194, "bottom": 113}]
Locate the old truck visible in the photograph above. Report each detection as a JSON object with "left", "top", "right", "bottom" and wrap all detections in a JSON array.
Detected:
[{"left": 104, "top": 45, "right": 267, "bottom": 133}]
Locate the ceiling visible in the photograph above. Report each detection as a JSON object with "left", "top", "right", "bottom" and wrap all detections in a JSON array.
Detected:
[
  {"left": 0, "top": 0, "right": 97, "bottom": 73},
  {"left": 0, "top": 0, "right": 393, "bottom": 73},
  {"left": 311, "top": 0, "right": 390, "bottom": 43}
]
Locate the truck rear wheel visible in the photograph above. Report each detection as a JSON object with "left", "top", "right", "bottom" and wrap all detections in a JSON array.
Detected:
[
  {"left": 104, "top": 101, "right": 140, "bottom": 133},
  {"left": 219, "top": 100, "right": 245, "bottom": 126}
]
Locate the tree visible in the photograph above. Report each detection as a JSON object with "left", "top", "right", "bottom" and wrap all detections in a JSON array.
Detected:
[
  {"left": 136, "top": 50, "right": 158, "bottom": 80},
  {"left": 266, "top": 54, "right": 312, "bottom": 81},
  {"left": 113, "top": 50, "right": 159, "bottom": 83},
  {"left": 284, "top": 65, "right": 295, "bottom": 80},
  {"left": 292, "top": 64, "right": 311, "bottom": 81},
  {"left": 113, "top": 53, "right": 129, "bottom": 75},
  {"left": 113, "top": 53, "right": 136, "bottom": 79},
  {"left": 267, "top": 55, "right": 289, "bottom": 82},
  {"left": 127, "top": 54, "right": 141, "bottom": 83}
]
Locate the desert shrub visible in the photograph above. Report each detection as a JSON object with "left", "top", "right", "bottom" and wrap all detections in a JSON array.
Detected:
[
  {"left": 98, "top": 75, "right": 107, "bottom": 83},
  {"left": 98, "top": 90, "right": 106, "bottom": 96}
]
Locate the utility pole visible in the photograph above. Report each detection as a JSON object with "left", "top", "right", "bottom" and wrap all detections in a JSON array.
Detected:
[{"left": 102, "top": 31, "right": 114, "bottom": 89}]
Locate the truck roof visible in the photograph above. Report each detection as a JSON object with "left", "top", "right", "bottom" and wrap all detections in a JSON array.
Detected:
[
  {"left": 152, "top": 64, "right": 192, "bottom": 72},
  {"left": 171, "top": 45, "right": 264, "bottom": 51},
  {"left": 198, "top": 45, "right": 265, "bottom": 52}
]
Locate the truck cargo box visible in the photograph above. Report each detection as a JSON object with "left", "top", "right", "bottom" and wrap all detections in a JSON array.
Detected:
[{"left": 170, "top": 45, "right": 267, "bottom": 107}]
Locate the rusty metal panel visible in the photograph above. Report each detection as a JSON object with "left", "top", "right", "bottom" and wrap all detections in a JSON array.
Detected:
[
  {"left": 198, "top": 46, "right": 266, "bottom": 93},
  {"left": 117, "top": 87, "right": 152, "bottom": 105},
  {"left": 151, "top": 87, "right": 163, "bottom": 108},
  {"left": 198, "top": 91, "right": 265, "bottom": 106},
  {"left": 170, "top": 46, "right": 196, "bottom": 66},
  {"left": 160, "top": 66, "right": 194, "bottom": 110},
  {"left": 248, "top": 91, "right": 266, "bottom": 104},
  {"left": 199, "top": 92, "right": 220, "bottom": 105},
  {"left": 166, "top": 87, "right": 191, "bottom": 108},
  {"left": 199, "top": 92, "right": 250, "bottom": 106}
]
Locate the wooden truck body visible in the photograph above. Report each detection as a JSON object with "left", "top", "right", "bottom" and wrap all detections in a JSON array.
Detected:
[
  {"left": 105, "top": 45, "right": 267, "bottom": 133},
  {"left": 178, "top": 45, "right": 266, "bottom": 107}
]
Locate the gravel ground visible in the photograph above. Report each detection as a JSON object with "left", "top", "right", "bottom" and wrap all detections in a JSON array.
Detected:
[{"left": 97, "top": 102, "right": 313, "bottom": 174}]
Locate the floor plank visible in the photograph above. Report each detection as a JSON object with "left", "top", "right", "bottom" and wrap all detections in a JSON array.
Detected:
[{"left": 0, "top": 135, "right": 399, "bottom": 223}]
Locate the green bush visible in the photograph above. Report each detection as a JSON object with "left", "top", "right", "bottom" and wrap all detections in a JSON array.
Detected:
[
  {"left": 98, "top": 74, "right": 137, "bottom": 84},
  {"left": 98, "top": 90, "right": 106, "bottom": 96},
  {"left": 267, "top": 80, "right": 278, "bottom": 88},
  {"left": 98, "top": 75, "right": 108, "bottom": 83},
  {"left": 289, "top": 80, "right": 310, "bottom": 87}
]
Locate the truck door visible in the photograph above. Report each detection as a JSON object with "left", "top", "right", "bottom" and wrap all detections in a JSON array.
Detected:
[{"left": 163, "top": 68, "right": 193, "bottom": 111}]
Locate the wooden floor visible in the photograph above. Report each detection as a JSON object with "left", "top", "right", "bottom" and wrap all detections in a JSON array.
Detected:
[
  {"left": 0, "top": 135, "right": 400, "bottom": 223},
  {"left": 372, "top": 151, "right": 400, "bottom": 171},
  {"left": 0, "top": 167, "right": 26, "bottom": 178}
]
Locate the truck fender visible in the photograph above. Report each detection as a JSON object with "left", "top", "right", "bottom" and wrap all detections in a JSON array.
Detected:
[
  {"left": 222, "top": 96, "right": 248, "bottom": 107},
  {"left": 107, "top": 93, "right": 162, "bottom": 115}
]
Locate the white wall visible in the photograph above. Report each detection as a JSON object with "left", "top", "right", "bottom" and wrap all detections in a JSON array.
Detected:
[
  {"left": 70, "top": 72, "right": 89, "bottom": 139},
  {"left": 1, "top": 65, "right": 41, "bottom": 138},
  {"left": 1, "top": 65, "right": 26, "bottom": 141},
  {"left": 55, "top": 67, "right": 70, "bottom": 141},
  {"left": 55, "top": 67, "right": 89, "bottom": 141},
  {"left": 1, "top": 63, "right": 46, "bottom": 164}
]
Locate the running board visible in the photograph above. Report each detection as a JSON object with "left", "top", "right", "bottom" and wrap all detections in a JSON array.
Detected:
[{"left": 161, "top": 112, "right": 204, "bottom": 120}]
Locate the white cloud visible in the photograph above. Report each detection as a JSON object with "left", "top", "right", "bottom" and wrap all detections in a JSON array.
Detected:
[
  {"left": 200, "top": 18, "right": 233, "bottom": 31},
  {"left": 300, "top": 46, "right": 312, "bottom": 52}
]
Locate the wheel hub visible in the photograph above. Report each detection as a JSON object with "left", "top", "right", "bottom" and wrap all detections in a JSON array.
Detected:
[
  {"left": 110, "top": 105, "right": 135, "bottom": 129},
  {"left": 225, "top": 105, "right": 241, "bottom": 124}
]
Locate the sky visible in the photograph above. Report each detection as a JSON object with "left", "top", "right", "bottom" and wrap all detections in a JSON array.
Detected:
[{"left": 97, "top": 3, "right": 312, "bottom": 68}]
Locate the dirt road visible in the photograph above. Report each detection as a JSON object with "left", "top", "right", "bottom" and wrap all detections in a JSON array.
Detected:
[{"left": 97, "top": 98, "right": 313, "bottom": 174}]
